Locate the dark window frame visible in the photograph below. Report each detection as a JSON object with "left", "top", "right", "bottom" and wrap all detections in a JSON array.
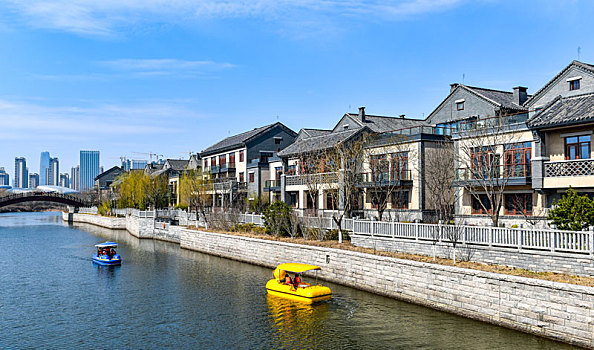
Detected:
[
  {"left": 569, "top": 79, "right": 581, "bottom": 91},
  {"left": 456, "top": 101, "right": 465, "bottom": 111},
  {"left": 565, "top": 135, "right": 591, "bottom": 160}
]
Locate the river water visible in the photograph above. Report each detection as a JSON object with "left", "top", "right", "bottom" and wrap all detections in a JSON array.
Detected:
[{"left": 0, "top": 212, "right": 575, "bottom": 349}]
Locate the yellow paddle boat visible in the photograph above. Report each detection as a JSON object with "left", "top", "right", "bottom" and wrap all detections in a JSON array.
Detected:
[{"left": 266, "top": 263, "right": 332, "bottom": 304}]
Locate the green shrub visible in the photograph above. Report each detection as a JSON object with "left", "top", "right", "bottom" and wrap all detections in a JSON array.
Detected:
[
  {"left": 263, "top": 201, "right": 292, "bottom": 237},
  {"left": 98, "top": 201, "right": 111, "bottom": 216},
  {"left": 548, "top": 188, "right": 594, "bottom": 231},
  {"left": 174, "top": 203, "right": 188, "bottom": 210},
  {"left": 325, "top": 229, "right": 352, "bottom": 241}
]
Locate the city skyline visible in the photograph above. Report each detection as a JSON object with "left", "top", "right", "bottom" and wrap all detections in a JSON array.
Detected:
[{"left": 0, "top": 1, "right": 593, "bottom": 178}]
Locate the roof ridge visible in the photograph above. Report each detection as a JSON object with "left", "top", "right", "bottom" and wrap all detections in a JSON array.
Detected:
[{"left": 463, "top": 84, "right": 514, "bottom": 94}]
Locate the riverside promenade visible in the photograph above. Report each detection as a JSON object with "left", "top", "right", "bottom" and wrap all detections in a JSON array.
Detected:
[{"left": 64, "top": 211, "right": 594, "bottom": 348}]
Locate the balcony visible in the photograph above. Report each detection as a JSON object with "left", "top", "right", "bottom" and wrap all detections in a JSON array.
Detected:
[
  {"left": 211, "top": 165, "right": 220, "bottom": 174},
  {"left": 357, "top": 170, "right": 412, "bottom": 188},
  {"left": 264, "top": 179, "right": 281, "bottom": 192},
  {"left": 543, "top": 159, "right": 594, "bottom": 188},
  {"left": 286, "top": 172, "right": 338, "bottom": 186},
  {"left": 454, "top": 164, "right": 531, "bottom": 187},
  {"left": 212, "top": 178, "right": 247, "bottom": 192}
]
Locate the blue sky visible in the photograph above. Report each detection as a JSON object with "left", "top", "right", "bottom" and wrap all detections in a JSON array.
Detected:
[{"left": 0, "top": 0, "right": 593, "bottom": 178}]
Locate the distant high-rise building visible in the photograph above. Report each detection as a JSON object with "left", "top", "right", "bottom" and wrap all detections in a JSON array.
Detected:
[
  {"left": 80, "top": 151, "right": 99, "bottom": 192},
  {"left": 100, "top": 166, "right": 104, "bottom": 174},
  {"left": 14, "top": 157, "right": 28, "bottom": 188},
  {"left": 59, "top": 173, "right": 69, "bottom": 188},
  {"left": 29, "top": 173, "right": 39, "bottom": 188},
  {"left": 47, "top": 157, "right": 59, "bottom": 186},
  {"left": 39, "top": 151, "right": 50, "bottom": 185},
  {"left": 0, "top": 167, "right": 9, "bottom": 186},
  {"left": 122, "top": 159, "right": 148, "bottom": 171},
  {"left": 71, "top": 166, "right": 80, "bottom": 191}
]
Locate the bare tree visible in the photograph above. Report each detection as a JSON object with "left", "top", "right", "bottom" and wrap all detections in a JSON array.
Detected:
[
  {"left": 363, "top": 133, "right": 417, "bottom": 221},
  {"left": 324, "top": 135, "right": 366, "bottom": 242},
  {"left": 298, "top": 152, "right": 328, "bottom": 217},
  {"left": 455, "top": 120, "right": 521, "bottom": 227},
  {"left": 180, "top": 169, "right": 213, "bottom": 227}
]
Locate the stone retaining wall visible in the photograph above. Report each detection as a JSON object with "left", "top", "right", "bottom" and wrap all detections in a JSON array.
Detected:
[
  {"left": 181, "top": 229, "right": 594, "bottom": 349},
  {"left": 62, "top": 212, "right": 126, "bottom": 230},
  {"left": 351, "top": 235, "right": 594, "bottom": 277}
]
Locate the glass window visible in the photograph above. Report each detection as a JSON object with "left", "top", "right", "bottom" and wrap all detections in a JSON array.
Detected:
[
  {"left": 239, "top": 172, "right": 244, "bottom": 182},
  {"left": 229, "top": 153, "right": 235, "bottom": 165},
  {"left": 472, "top": 194, "right": 491, "bottom": 214},
  {"left": 239, "top": 151, "right": 244, "bottom": 162},
  {"left": 210, "top": 157, "right": 216, "bottom": 166},
  {"left": 456, "top": 101, "right": 464, "bottom": 111},
  {"left": 504, "top": 142, "right": 531, "bottom": 177},
  {"left": 565, "top": 135, "right": 590, "bottom": 160},
  {"left": 249, "top": 172, "right": 255, "bottom": 183},
  {"left": 391, "top": 191, "right": 409, "bottom": 209},
  {"left": 219, "top": 154, "right": 226, "bottom": 165},
  {"left": 569, "top": 79, "right": 581, "bottom": 91},
  {"left": 505, "top": 193, "right": 533, "bottom": 216}
]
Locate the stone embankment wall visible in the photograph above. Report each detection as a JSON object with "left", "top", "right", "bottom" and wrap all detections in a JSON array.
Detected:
[
  {"left": 63, "top": 212, "right": 181, "bottom": 243},
  {"left": 181, "top": 229, "right": 594, "bottom": 349},
  {"left": 63, "top": 212, "right": 126, "bottom": 230},
  {"left": 351, "top": 235, "right": 594, "bottom": 277}
]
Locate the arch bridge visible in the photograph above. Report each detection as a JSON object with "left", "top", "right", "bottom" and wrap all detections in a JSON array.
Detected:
[{"left": 0, "top": 192, "right": 90, "bottom": 209}]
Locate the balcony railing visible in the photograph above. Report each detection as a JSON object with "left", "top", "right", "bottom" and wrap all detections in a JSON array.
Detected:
[
  {"left": 357, "top": 170, "right": 412, "bottom": 187},
  {"left": 545, "top": 159, "right": 594, "bottom": 177},
  {"left": 211, "top": 165, "right": 220, "bottom": 174},
  {"left": 286, "top": 172, "right": 338, "bottom": 186},
  {"left": 456, "top": 164, "right": 531, "bottom": 183},
  {"left": 264, "top": 179, "right": 281, "bottom": 191}
]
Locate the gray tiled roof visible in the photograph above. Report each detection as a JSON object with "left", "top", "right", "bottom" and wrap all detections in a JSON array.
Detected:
[
  {"left": 460, "top": 85, "right": 527, "bottom": 111},
  {"left": 278, "top": 128, "right": 362, "bottom": 157},
  {"left": 344, "top": 114, "right": 427, "bottom": 133},
  {"left": 527, "top": 92, "right": 594, "bottom": 129},
  {"left": 201, "top": 123, "right": 277, "bottom": 156},
  {"left": 145, "top": 163, "right": 164, "bottom": 174},
  {"left": 165, "top": 159, "right": 189, "bottom": 171}
]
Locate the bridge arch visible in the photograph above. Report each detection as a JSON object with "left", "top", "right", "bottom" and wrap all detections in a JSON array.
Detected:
[{"left": 0, "top": 192, "right": 90, "bottom": 209}]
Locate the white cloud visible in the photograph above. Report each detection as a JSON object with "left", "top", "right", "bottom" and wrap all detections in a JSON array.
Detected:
[
  {"left": 0, "top": 98, "right": 203, "bottom": 140},
  {"left": 0, "top": 0, "right": 467, "bottom": 37}
]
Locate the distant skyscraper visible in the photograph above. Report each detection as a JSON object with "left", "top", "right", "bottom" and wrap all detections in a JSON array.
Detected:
[
  {"left": 71, "top": 166, "right": 80, "bottom": 191},
  {"left": 0, "top": 167, "right": 9, "bottom": 186},
  {"left": 29, "top": 173, "right": 39, "bottom": 188},
  {"left": 59, "top": 173, "right": 70, "bottom": 188},
  {"left": 14, "top": 157, "right": 28, "bottom": 188},
  {"left": 100, "top": 166, "right": 104, "bottom": 174},
  {"left": 40, "top": 151, "right": 50, "bottom": 186},
  {"left": 47, "top": 157, "right": 59, "bottom": 185},
  {"left": 80, "top": 151, "right": 99, "bottom": 192}
]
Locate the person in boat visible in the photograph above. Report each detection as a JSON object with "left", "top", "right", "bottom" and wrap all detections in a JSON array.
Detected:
[
  {"left": 293, "top": 274, "right": 302, "bottom": 288},
  {"left": 283, "top": 274, "right": 292, "bottom": 286}
]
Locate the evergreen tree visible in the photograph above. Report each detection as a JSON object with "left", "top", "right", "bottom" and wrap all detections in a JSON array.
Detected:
[{"left": 548, "top": 188, "right": 594, "bottom": 231}]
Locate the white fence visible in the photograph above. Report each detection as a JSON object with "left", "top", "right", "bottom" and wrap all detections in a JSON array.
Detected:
[{"left": 79, "top": 207, "right": 594, "bottom": 255}]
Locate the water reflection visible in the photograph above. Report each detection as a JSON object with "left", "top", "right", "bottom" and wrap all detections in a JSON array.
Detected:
[{"left": 267, "top": 295, "right": 331, "bottom": 349}]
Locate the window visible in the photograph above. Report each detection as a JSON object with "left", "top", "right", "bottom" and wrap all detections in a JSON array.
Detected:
[
  {"left": 504, "top": 142, "right": 531, "bottom": 177},
  {"left": 392, "top": 152, "right": 408, "bottom": 180},
  {"left": 569, "top": 79, "right": 581, "bottom": 91},
  {"left": 229, "top": 153, "right": 235, "bottom": 166},
  {"left": 287, "top": 165, "right": 297, "bottom": 175},
  {"left": 239, "top": 172, "right": 244, "bottom": 183},
  {"left": 248, "top": 172, "right": 255, "bottom": 183},
  {"left": 505, "top": 193, "right": 533, "bottom": 216},
  {"left": 391, "top": 191, "right": 409, "bottom": 209},
  {"left": 456, "top": 101, "right": 464, "bottom": 111},
  {"left": 210, "top": 157, "right": 216, "bottom": 166},
  {"left": 471, "top": 146, "right": 500, "bottom": 179},
  {"left": 565, "top": 135, "right": 591, "bottom": 160},
  {"left": 204, "top": 160, "right": 208, "bottom": 168},
  {"left": 219, "top": 154, "right": 226, "bottom": 165},
  {"left": 472, "top": 194, "right": 492, "bottom": 215},
  {"left": 239, "top": 150, "right": 244, "bottom": 162},
  {"left": 275, "top": 167, "right": 282, "bottom": 180},
  {"left": 274, "top": 137, "right": 282, "bottom": 145},
  {"left": 370, "top": 155, "right": 389, "bottom": 182}
]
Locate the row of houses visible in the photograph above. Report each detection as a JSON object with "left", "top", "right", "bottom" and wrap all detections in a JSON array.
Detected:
[{"left": 97, "top": 60, "right": 594, "bottom": 227}]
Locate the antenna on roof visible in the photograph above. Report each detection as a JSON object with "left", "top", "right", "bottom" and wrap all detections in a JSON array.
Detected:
[
  {"left": 578, "top": 46, "right": 581, "bottom": 60},
  {"left": 462, "top": 73, "right": 465, "bottom": 84},
  {"left": 276, "top": 115, "right": 279, "bottom": 121}
]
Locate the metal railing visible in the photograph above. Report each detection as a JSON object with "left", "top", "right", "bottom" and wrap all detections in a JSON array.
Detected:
[
  {"left": 357, "top": 170, "right": 412, "bottom": 186},
  {"left": 285, "top": 172, "right": 338, "bottom": 186},
  {"left": 456, "top": 164, "right": 531, "bottom": 180}
]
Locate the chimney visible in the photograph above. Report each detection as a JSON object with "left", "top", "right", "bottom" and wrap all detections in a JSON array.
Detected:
[
  {"left": 513, "top": 86, "right": 528, "bottom": 106},
  {"left": 358, "top": 106, "right": 366, "bottom": 122},
  {"left": 450, "top": 83, "right": 459, "bottom": 93},
  {"left": 399, "top": 114, "right": 405, "bottom": 119}
]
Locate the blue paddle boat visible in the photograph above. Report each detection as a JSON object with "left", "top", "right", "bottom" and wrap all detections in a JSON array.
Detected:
[{"left": 93, "top": 241, "right": 122, "bottom": 266}]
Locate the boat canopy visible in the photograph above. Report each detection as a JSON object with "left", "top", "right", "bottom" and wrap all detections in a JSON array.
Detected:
[
  {"left": 275, "top": 263, "right": 321, "bottom": 273},
  {"left": 95, "top": 241, "right": 118, "bottom": 248}
]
